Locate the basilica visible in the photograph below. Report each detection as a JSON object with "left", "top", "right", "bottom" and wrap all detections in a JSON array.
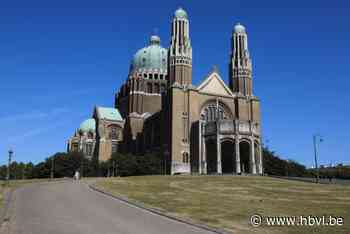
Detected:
[{"left": 67, "top": 8, "right": 263, "bottom": 175}]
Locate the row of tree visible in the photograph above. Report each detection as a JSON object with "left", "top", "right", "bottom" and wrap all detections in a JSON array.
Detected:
[
  {"left": 0, "top": 151, "right": 163, "bottom": 179},
  {"left": 262, "top": 147, "right": 311, "bottom": 177},
  {"left": 310, "top": 164, "right": 350, "bottom": 180},
  {"left": 100, "top": 152, "right": 163, "bottom": 177},
  {"left": 0, "top": 152, "right": 96, "bottom": 179},
  {"left": 1, "top": 148, "right": 349, "bottom": 179},
  {"left": 262, "top": 147, "right": 350, "bottom": 179}
]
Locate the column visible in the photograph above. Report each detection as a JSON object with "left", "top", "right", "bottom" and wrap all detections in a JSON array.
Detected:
[
  {"left": 217, "top": 136, "right": 222, "bottom": 174},
  {"left": 202, "top": 139, "right": 207, "bottom": 174},
  {"left": 250, "top": 139, "right": 257, "bottom": 174},
  {"left": 235, "top": 139, "right": 241, "bottom": 174},
  {"left": 199, "top": 121, "right": 202, "bottom": 174},
  {"left": 79, "top": 137, "right": 84, "bottom": 152},
  {"left": 258, "top": 144, "right": 263, "bottom": 174}
]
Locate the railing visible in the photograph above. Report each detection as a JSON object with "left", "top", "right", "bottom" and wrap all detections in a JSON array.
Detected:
[{"left": 203, "top": 120, "right": 260, "bottom": 136}]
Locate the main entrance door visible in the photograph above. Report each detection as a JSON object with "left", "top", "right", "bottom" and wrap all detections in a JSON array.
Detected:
[
  {"left": 206, "top": 139, "right": 217, "bottom": 174},
  {"left": 221, "top": 140, "right": 235, "bottom": 174},
  {"left": 239, "top": 141, "right": 250, "bottom": 173}
]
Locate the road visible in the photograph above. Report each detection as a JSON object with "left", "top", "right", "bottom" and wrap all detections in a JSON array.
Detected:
[{"left": 5, "top": 180, "right": 215, "bottom": 234}]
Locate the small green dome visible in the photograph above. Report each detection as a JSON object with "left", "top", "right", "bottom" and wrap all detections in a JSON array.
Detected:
[
  {"left": 175, "top": 7, "right": 188, "bottom": 19},
  {"left": 131, "top": 35, "right": 168, "bottom": 73},
  {"left": 79, "top": 118, "right": 96, "bottom": 133},
  {"left": 234, "top": 23, "right": 246, "bottom": 33}
]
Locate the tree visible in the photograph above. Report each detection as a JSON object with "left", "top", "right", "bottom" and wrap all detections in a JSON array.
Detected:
[
  {"left": 263, "top": 147, "right": 309, "bottom": 177},
  {"left": 113, "top": 153, "right": 138, "bottom": 177}
]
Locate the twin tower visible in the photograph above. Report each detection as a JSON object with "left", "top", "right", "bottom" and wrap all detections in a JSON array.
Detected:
[
  {"left": 168, "top": 8, "right": 253, "bottom": 96},
  {"left": 115, "top": 8, "right": 262, "bottom": 175}
]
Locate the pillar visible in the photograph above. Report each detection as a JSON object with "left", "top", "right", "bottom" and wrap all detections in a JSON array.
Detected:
[
  {"left": 202, "top": 138, "right": 207, "bottom": 174},
  {"left": 217, "top": 137, "right": 222, "bottom": 174},
  {"left": 235, "top": 139, "right": 241, "bottom": 174},
  {"left": 67, "top": 140, "right": 71, "bottom": 152},
  {"left": 250, "top": 139, "right": 257, "bottom": 174},
  {"left": 199, "top": 122, "right": 202, "bottom": 174},
  {"left": 258, "top": 144, "right": 263, "bottom": 174}
]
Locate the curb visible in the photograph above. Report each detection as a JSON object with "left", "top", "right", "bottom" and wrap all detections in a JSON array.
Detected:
[{"left": 88, "top": 184, "right": 231, "bottom": 234}]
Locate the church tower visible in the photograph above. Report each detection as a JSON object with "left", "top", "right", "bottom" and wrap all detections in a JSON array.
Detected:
[
  {"left": 168, "top": 8, "right": 192, "bottom": 86},
  {"left": 229, "top": 23, "right": 253, "bottom": 96}
]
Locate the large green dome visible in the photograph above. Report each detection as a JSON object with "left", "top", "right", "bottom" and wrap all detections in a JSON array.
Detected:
[
  {"left": 79, "top": 118, "right": 96, "bottom": 133},
  {"left": 131, "top": 35, "right": 168, "bottom": 73}
]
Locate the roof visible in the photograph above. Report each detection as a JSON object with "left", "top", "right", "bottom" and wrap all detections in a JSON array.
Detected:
[
  {"left": 79, "top": 118, "right": 96, "bottom": 133},
  {"left": 175, "top": 7, "right": 188, "bottom": 19},
  {"left": 197, "top": 69, "right": 234, "bottom": 97},
  {"left": 234, "top": 23, "right": 246, "bottom": 33},
  {"left": 131, "top": 35, "right": 168, "bottom": 73},
  {"left": 96, "top": 107, "right": 123, "bottom": 121}
]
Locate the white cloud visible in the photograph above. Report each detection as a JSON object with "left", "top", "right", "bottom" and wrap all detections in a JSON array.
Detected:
[
  {"left": 0, "top": 107, "right": 69, "bottom": 122},
  {"left": 6, "top": 121, "right": 67, "bottom": 144}
]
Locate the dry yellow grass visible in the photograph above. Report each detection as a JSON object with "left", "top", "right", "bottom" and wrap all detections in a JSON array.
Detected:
[{"left": 93, "top": 175, "right": 350, "bottom": 234}]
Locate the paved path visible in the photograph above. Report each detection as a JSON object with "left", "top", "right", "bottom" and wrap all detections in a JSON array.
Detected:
[{"left": 5, "top": 181, "right": 215, "bottom": 234}]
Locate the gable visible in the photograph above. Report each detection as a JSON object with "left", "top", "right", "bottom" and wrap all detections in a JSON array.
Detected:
[{"left": 197, "top": 72, "right": 234, "bottom": 97}]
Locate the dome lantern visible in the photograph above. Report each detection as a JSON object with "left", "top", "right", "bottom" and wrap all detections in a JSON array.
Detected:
[
  {"left": 150, "top": 35, "right": 160, "bottom": 45},
  {"left": 234, "top": 23, "right": 246, "bottom": 33},
  {"left": 174, "top": 7, "right": 188, "bottom": 19}
]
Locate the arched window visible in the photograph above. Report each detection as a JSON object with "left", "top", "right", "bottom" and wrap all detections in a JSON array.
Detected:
[
  {"left": 182, "top": 152, "right": 189, "bottom": 164},
  {"left": 112, "top": 143, "right": 118, "bottom": 153},
  {"left": 71, "top": 143, "right": 79, "bottom": 152},
  {"left": 155, "top": 83, "right": 160, "bottom": 93},
  {"left": 160, "top": 84, "right": 166, "bottom": 93},
  {"left": 200, "top": 101, "right": 231, "bottom": 122},
  {"left": 86, "top": 143, "right": 93, "bottom": 156},
  {"left": 87, "top": 132, "right": 94, "bottom": 139},
  {"left": 147, "top": 83, "right": 152, "bottom": 93},
  {"left": 109, "top": 125, "right": 120, "bottom": 140}
]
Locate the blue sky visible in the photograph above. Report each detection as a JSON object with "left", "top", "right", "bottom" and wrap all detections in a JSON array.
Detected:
[{"left": 1, "top": 0, "right": 349, "bottom": 167}]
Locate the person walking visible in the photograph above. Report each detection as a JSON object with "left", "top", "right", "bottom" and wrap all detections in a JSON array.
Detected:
[{"left": 74, "top": 170, "right": 80, "bottom": 180}]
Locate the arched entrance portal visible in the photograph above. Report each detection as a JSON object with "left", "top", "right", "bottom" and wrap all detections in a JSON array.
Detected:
[
  {"left": 239, "top": 141, "right": 250, "bottom": 174},
  {"left": 206, "top": 139, "right": 217, "bottom": 174},
  {"left": 221, "top": 140, "right": 235, "bottom": 174}
]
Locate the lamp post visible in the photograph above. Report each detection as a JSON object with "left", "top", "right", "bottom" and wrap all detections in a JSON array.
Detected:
[
  {"left": 50, "top": 156, "right": 54, "bottom": 180},
  {"left": 313, "top": 134, "right": 323, "bottom": 183},
  {"left": 7, "top": 149, "right": 13, "bottom": 185}
]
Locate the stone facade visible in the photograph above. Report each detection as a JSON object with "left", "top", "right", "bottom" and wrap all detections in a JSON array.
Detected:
[
  {"left": 68, "top": 8, "right": 263, "bottom": 175},
  {"left": 68, "top": 106, "right": 124, "bottom": 162}
]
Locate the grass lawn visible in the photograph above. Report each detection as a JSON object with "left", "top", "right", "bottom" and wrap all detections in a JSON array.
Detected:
[{"left": 93, "top": 175, "right": 350, "bottom": 234}]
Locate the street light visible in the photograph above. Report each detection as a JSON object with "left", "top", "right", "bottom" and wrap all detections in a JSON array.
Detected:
[
  {"left": 7, "top": 149, "right": 13, "bottom": 185},
  {"left": 313, "top": 134, "right": 323, "bottom": 183},
  {"left": 50, "top": 156, "right": 54, "bottom": 180}
]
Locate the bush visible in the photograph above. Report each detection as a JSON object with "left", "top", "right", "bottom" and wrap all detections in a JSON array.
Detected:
[{"left": 111, "top": 152, "right": 162, "bottom": 177}]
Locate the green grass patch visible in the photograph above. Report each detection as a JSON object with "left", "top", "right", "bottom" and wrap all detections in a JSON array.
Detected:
[{"left": 93, "top": 176, "right": 350, "bottom": 234}]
